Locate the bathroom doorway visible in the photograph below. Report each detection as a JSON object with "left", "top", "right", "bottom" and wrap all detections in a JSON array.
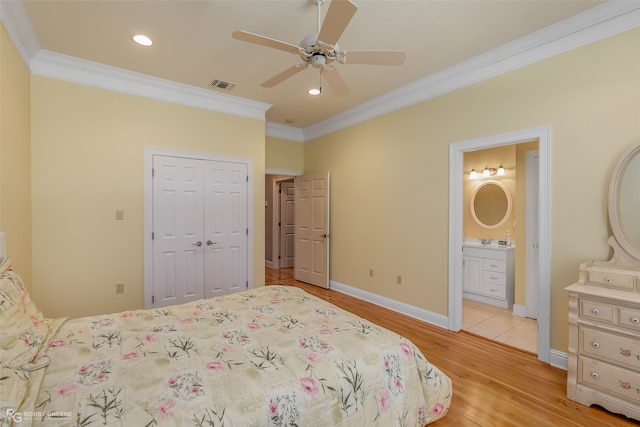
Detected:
[
  {"left": 461, "top": 144, "right": 538, "bottom": 353},
  {"left": 449, "top": 126, "right": 552, "bottom": 364}
]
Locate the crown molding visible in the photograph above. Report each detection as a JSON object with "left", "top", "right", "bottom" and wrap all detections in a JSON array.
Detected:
[
  {"left": 302, "top": 1, "right": 640, "bottom": 141},
  {"left": 29, "top": 50, "right": 271, "bottom": 121},
  {"left": 0, "top": 0, "right": 40, "bottom": 66},
  {"left": 265, "top": 122, "right": 305, "bottom": 142}
]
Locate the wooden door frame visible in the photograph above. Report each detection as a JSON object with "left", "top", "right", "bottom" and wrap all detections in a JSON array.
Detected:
[
  {"left": 448, "top": 126, "right": 553, "bottom": 365},
  {"left": 270, "top": 176, "right": 295, "bottom": 269},
  {"left": 525, "top": 150, "right": 539, "bottom": 319},
  {"left": 143, "top": 147, "right": 254, "bottom": 309}
]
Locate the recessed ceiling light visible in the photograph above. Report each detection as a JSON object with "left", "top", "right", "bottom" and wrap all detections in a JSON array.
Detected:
[
  {"left": 133, "top": 35, "right": 153, "bottom": 46},
  {"left": 308, "top": 88, "right": 321, "bottom": 95}
]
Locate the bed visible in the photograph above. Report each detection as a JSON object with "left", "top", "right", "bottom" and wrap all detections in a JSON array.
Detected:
[{"left": 0, "top": 253, "right": 451, "bottom": 426}]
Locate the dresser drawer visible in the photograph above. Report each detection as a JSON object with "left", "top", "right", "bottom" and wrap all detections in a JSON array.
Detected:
[
  {"left": 618, "top": 306, "right": 640, "bottom": 331},
  {"left": 483, "top": 283, "right": 506, "bottom": 298},
  {"left": 580, "top": 299, "right": 615, "bottom": 324},
  {"left": 587, "top": 270, "right": 634, "bottom": 290},
  {"left": 484, "top": 270, "right": 506, "bottom": 286},
  {"left": 579, "top": 356, "right": 640, "bottom": 404},
  {"left": 580, "top": 327, "right": 640, "bottom": 370},
  {"left": 483, "top": 258, "right": 506, "bottom": 273}
]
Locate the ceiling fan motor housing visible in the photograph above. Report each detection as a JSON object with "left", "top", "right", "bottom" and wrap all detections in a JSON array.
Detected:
[{"left": 310, "top": 54, "right": 327, "bottom": 68}]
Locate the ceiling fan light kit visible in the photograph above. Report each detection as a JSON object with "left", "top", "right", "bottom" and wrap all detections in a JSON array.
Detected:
[{"left": 231, "top": 0, "right": 406, "bottom": 97}]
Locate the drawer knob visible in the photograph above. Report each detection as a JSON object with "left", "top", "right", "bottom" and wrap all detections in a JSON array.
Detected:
[
  {"left": 632, "top": 317, "right": 640, "bottom": 324},
  {"left": 591, "top": 372, "right": 599, "bottom": 380},
  {"left": 592, "top": 308, "right": 600, "bottom": 315},
  {"left": 592, "top": 342, "right": 600, "bottom": 349},
  {"left": 605, "top": 277, "right": 612, "bottom": 283}
]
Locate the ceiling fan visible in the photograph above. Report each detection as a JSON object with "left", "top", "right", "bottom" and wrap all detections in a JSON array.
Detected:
[{"left": 231, "top": 0, "right": 406, "bottom": 96}]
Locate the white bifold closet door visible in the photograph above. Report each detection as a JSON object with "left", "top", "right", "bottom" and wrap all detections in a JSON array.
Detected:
[{"left": 152, "top": 155, "right": 248, "bottom": 307}]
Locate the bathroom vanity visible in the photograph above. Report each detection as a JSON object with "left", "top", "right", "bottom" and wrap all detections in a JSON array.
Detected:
[{"left": 462, "top": 242, "right": 515, "bottom": 308}]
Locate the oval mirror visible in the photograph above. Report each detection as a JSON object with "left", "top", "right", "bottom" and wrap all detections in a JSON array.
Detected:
[
  {"left": 470, "top": 180, "right": 512, "bottom": 229},
  {"left": 609, "top": 143, "right": 640, "bottom": 262}
]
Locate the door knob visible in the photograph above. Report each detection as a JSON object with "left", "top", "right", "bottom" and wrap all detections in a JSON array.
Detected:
[
  {"left": 192, "top": 241, "right": 202, "bottom": 247},
  {"left": 206, "top": 240, "right": 217, "bottom": 246},
  {"left": 320, "top": 234, "right": 329, "bottom": 238}
]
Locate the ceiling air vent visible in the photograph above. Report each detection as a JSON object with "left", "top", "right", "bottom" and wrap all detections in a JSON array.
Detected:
[{"left": 210, "top": 79, "right": 236, "bottom": 91}]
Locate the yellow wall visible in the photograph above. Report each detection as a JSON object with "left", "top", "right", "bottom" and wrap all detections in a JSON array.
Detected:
[
  {"left": 30, "top": 77, "right": 266, "bottom": 319},
  {"left": 304, "top": 27, "right": 640, "bottom": 353},
  {"left": 0, "top": 23, "right": 32, "bottom": 290},
  {"left": 266, "top": 136, "right": 304, "bottom": 173}
]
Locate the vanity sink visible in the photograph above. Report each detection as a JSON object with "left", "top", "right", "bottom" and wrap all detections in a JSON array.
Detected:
[{"left": 463, "top": 240, "right": 515, "bottom": 250}]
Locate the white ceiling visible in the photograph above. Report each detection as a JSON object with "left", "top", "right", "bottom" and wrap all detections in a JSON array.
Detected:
[{"left": 13, "top": 0, "right": 615, "bottom": 129}]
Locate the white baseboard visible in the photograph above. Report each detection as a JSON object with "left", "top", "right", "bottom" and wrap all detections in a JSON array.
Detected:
[
  {"left": 265, "top": 260, "right": 274, "bottom": 268},
  {"left": 329, "top": 280, "right": 449, "bottom": 329},
  {"left": 329, "top": 279, "right": 568, "bottom": 369},
  {"left": 550, "top": 349, "right": 568, "bottom": 370},
  {"left": 512, "top": 304, "right": 526, "bottom": 317}
]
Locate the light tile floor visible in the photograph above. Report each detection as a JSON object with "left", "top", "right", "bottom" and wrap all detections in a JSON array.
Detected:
[{"left": 462, "top": 298, "right": 537, "bottom": 354}]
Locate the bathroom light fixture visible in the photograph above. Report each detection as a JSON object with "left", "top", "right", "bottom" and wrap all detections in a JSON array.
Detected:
[{"left": 470, "top": 163, "right": 509, "bottom": 179}]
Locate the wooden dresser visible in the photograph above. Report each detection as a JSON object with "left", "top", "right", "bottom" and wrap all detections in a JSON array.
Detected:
[{"left": 566, "top": 261, "right": 640, "bottom": 420}]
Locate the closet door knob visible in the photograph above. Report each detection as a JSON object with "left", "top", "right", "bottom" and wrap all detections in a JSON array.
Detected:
[
  {"left": 206, "top": 240, "right": 217, "bottom": 246},
  {"left": 192, "top": 241, "right": 202, "bottom": 247}
]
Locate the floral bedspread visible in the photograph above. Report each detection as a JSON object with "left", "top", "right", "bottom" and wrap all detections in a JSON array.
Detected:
[{"left": 26, "top": 286, "right": 451, "bottom": 426}]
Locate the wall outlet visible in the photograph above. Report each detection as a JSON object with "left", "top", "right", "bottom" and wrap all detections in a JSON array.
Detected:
[
  {"left": 116, "top": 282, "right": 124, "bottom": 294},
  {"left": 396, "top": 274, "right": 402, "bottom": 285}
]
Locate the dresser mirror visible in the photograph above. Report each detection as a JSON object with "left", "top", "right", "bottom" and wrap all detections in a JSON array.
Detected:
[
  {"left": 470, "top": 180, "right": 512, "bottom": 229},
  {"left": 606, "top": 142, "right": 640, "bottom": 267}
]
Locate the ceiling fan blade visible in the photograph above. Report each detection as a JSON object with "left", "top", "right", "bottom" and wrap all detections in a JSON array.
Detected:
[
  {"left": 344, "top": 50, "right": 407, "bottom": 66},
  {"left": 261, "top": 64, "right": 308, "bottom": 88},
  {"left": 317, "top": 0, "right": 358, "bottom": 46},
  {"left": 322, "top": 69, "right": 350, "bottom": 97},
  {"left": 232, "top": 30, "right": 300, "bottom": 54}
]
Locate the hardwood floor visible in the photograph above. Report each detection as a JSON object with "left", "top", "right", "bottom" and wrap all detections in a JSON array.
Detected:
[{"left": 266, "top": 267, "right": 640, "bottom": 427}]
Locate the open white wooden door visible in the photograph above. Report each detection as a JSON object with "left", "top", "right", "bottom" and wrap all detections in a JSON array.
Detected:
[{"left": 294, "top": 172, "right": 330, "bottom": 288}]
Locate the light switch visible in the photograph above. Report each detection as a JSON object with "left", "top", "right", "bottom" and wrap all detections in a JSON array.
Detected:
[{"left": 116, "top": 210, "right": 124, "bottom": 220}]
